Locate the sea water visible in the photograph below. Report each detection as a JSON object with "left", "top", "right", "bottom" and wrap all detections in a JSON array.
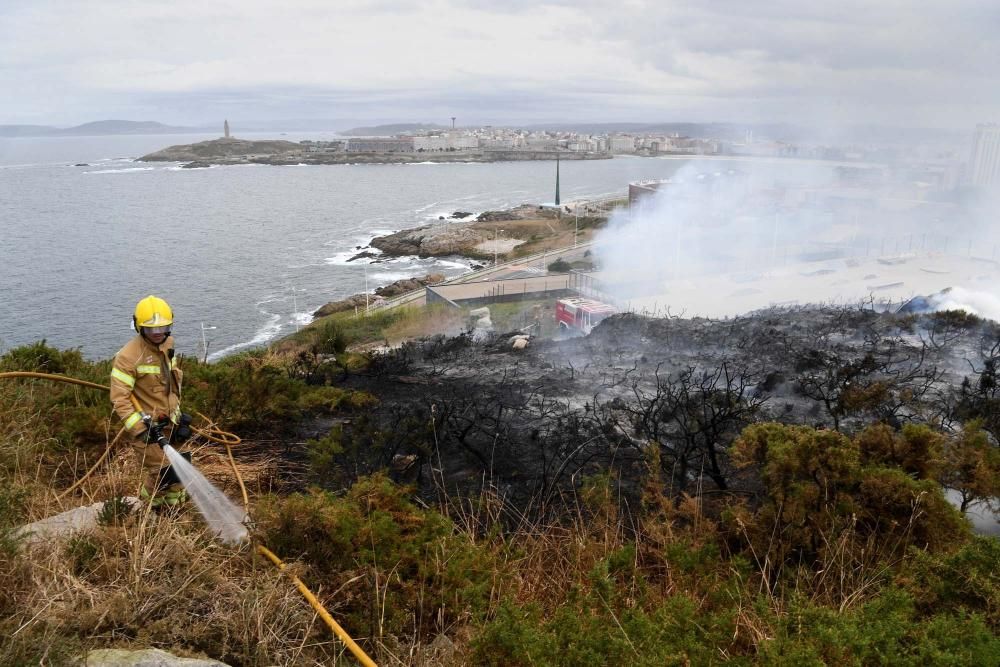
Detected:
[
  {"left": 0, "top": 133, "right": 691, "bottom": 360},
  {"left": 163, "top": 444, "right": 249, "bottom": 545}
]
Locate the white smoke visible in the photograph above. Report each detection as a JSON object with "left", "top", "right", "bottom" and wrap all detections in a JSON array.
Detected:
[
  {"left": 927, "top": 287, "right": 1000, "bottom": 322},
  {"left": 591, "top": 158, "right": 1000, "bottom": 321}
]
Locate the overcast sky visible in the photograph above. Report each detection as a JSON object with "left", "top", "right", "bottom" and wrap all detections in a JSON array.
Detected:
[{"left": 2, "top": 0, "right": 998, "bottom": 130}]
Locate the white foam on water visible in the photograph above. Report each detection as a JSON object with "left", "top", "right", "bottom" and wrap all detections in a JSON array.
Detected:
[
  {"left": 414, "top": 201, "right": 441, "bottom": 213},
  {"left": 163, "top": 445, "right": 248, "bottom": 545},
  {"left": 85, "top": 167, "right": 155, "bottom": 174},
  {"left": 292, "top": 310, "right": 313, "bottom": 326},
  {"left": 370, "top": 270, "right": 415, "bottom": 281},
  {"left": 436, "top": 259, "right": 475, "bottom": 270},
  {"left": 207, "top": 312, "right": 282, "bottom": 361}
]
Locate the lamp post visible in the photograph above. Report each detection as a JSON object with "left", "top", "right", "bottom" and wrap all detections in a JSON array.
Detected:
[
  {"left": 574, "top": 208, "right": 579, "bottom": 247},
  {"left": 200, "top": 323, "right": 217, "bottom": 363},
  {"left": 364, "top": 263, "right": 370, "bottom": 313},
  {"left": 494, "top": 228, "right": 504, "bottom": 266}
]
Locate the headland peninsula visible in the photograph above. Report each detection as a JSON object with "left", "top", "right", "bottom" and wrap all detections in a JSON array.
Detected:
[{"left": 138, "top": 137, "right": 611, "bottom": 167}]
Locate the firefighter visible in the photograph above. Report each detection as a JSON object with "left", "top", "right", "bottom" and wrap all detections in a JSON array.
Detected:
[{"left": 109, "top": 295, "right": 187, "bottom": 507}]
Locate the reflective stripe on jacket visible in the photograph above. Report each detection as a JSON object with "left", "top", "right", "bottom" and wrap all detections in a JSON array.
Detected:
[{"left": 110, "top": 334, "right": 183, "bottom": 436}]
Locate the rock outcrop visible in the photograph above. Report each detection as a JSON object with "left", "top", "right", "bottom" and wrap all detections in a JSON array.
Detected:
[
  {"left": 312, "top": 274, "right": 444, "bottom": 319},
  {"left": 140, "top": 138, "right": 301, "bottom": 162},
  {"left": 370, "top": 225, "right": 490, "bottom": 258}
]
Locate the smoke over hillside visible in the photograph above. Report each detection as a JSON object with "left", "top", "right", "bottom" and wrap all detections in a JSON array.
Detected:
[{"left": 592, "top": 160, "right": 1000, "bottom": 321}]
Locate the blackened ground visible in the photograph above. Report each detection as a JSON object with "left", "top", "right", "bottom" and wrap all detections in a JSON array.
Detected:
[{"left": 311, "top": 305, "right": 999, "bottom": 518}]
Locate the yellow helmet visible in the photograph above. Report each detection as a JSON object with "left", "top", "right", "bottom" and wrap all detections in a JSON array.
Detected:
[{"left": 133, "top": 295, "right": 173, "bottom": 331}]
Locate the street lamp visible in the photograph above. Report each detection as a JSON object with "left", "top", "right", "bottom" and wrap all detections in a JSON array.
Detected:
[
  {"left": 574, "top": 207, "right": 579, "bottom": 247},
  {"left": 494, "top": 228, "right": 504, "bottom": 266},
  {"left": 364, "top": 263, "right": 370, "bottom": 313},
  {"left": 200, "top": 323, "right": 217, "bottom": 363}
]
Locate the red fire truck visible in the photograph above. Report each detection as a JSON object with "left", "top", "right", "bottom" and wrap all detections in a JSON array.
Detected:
[{"left": 555, "top": 297, "right": 617, "bottom": 335}]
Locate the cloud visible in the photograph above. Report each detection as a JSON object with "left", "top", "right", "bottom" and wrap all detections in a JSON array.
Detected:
[{"left": 1, "top": 0, "right": 997, "bottom": 127}]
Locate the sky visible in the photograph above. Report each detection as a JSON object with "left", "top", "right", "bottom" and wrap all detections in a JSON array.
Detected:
[{"left": 2, "top": 0, "right": 998, "bottom": 130}]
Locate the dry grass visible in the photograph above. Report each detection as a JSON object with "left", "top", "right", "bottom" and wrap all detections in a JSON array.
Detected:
[{"left": 381, "top": 306, "right": 467, "bottom": 346}]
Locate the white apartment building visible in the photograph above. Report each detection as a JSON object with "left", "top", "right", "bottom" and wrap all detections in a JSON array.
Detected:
[
  {"left": 413, "top": 135, "right": 449, "bottom": 151},
  {"left": 969, "top": 124, "right": 1000, "bottom": 188},
  {"left": 608, "top": 135, "right": 636, "bottom": 153}
]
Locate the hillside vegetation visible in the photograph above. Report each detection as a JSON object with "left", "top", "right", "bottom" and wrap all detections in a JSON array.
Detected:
[{"left": 1, "top": 304, "right": 999, "bottom": 665}]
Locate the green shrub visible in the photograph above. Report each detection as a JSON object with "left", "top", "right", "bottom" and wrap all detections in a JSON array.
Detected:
[
  {"left": 727, "top": 423, "right": 969, "bottom": 578},
  {"left": 857, "top": 423, "right": 942, "bottom": 479},
  {"left": 0, "top": 340, "right": 87, "bottom": 374},
  {"left": 901, "top": 536, "right": 1000, "bottom": 628},
  {"left": 547, "top": 258, "right": 572, "bottom": 273},
  {"left": 96, "top": 495, "right": 134, "bottom": 527},
  {"left": 65, "top": 534, "right": 101, "bottom": 575},
  {"left": 762, "top": 588, "right": 1000, "bottom": 666},
  {"left": 0, "top": 487, "right": 27, "bottom": 556},
  {"left": 256, "top": 474, "right": 502, "bottom": 639},
  {"left": 473, "top": 583, "right": 735, "bottom": 666}
]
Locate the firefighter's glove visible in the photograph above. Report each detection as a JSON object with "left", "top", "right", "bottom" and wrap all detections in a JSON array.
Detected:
[{"left": 173, "top": 413, "right": 194, "bottom": 443}]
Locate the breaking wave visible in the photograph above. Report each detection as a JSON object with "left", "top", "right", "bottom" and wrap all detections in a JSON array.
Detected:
[{"left": 85, "top": 167, "right": 155, "bottom": 175}]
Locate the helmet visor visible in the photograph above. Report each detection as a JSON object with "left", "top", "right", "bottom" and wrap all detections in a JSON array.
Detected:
[{"left": 143, "top": 325, "right": 171, "bottom": 336}]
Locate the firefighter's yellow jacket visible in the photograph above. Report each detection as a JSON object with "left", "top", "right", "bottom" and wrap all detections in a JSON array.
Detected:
[{"left": 110, "top": 334, "right": 183, "bottom": 436}]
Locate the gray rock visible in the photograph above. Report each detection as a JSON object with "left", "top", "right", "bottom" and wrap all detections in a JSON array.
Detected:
[
  {"left": 75, "top": 648, "right": 230, "bottom": 667},
  {"left": 15, "top": 497, "right": 138, "bottom": 545}
]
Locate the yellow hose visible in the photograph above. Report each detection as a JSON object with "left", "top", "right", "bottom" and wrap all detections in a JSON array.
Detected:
[
  {"left": 256, "top": 545, "right": 378, "bottom": 667},
  {"left": 0, "top": 370, "right": 111, "bottom": 391},
  {"left": 1, "top": 368, "right": 377, "bottom": 666}
]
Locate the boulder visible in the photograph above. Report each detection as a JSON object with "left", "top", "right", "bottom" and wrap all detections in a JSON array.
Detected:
[
  {"left": 74, "top": 648, "right": 230, "bottom": 667},
  {"left": 15, "top": 497, "right": 138, "bottom": 545}
]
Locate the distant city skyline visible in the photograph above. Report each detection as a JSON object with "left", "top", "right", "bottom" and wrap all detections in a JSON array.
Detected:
[{"left": 2, "top": 1, "right": 998, "bottom": 132}]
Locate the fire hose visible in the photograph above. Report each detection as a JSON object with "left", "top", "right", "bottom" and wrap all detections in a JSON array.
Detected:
[{"left": 0, "top": 370, "right": 378, "bottom": 667}]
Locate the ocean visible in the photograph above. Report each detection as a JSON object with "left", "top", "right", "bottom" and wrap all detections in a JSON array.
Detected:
[{"left": 0, "top": 132, "right": 691, "bottom": 361}]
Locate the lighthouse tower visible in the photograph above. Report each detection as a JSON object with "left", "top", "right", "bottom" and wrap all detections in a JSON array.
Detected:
[{"left": 224, "top": 119, "right": 230, "bottom": 138}]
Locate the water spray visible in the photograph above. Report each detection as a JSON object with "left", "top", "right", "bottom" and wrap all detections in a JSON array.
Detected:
[{"left": 140, "top": 408, "right": 249, "bottom": 544}]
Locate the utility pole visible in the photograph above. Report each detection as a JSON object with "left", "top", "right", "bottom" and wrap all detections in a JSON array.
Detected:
[
  {"left": 554, "top": 153, "right": 560, "bottom": 206},
  {"left": 364, "top": 263, "right": 370, "bottom": 313},
  {"left": 574, "top": 208, "right": 579, "bottom": 247}
]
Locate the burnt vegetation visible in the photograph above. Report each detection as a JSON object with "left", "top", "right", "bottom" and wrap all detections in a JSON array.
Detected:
[{"left": 310, "top": 306, "right": 1000, "bottom": 525}]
